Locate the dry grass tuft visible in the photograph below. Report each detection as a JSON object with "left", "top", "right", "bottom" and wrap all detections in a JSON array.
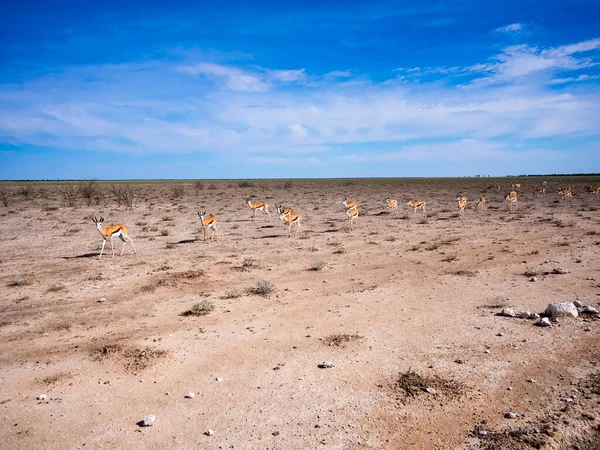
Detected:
[{"left": 323, "top": 333, "right": 364, "bottom": 347}]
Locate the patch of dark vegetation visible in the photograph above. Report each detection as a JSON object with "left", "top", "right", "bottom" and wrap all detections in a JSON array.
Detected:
[
  {"left": 479, "top": 298, "right": 510, "bottom": 309},
  {"left": 182, "top": 299, "right": 215, "bottom": 316},
  {"left": 308, "top": 261, "right": 325, "bottom": 271},
  {"left": 172, "top": 270, "right": 205, "bottom": 279},
  {"left": 40, "top": 372, "right": 73, "bottom": 386},
  {"left": 7, "top": 279, "right": 31, "bottom": 287},
  {"left": 475, "top": 425, "right": 548, "bottom": 450},
  {"left": 391, "top": 369, "right": 466, "bottom": 404},
  {"left": 46, "top": 284, "right": 67, "bottom": 293},
  {"left": 93, "top": 343, "right": 168, "bottom": 373},
  {"left": 323, "top": 333, "right": 363, "bottom": 347},
  {"left": 450, "top": 270, "right": 478, "bottom": 277}
]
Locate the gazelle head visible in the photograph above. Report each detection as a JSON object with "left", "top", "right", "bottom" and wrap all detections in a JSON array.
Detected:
[
  {"left": 92, "top": 216, "right": 105, "bottom": 229},
  {"left": 407, "top": 199, "right": 413, "bottom": 206},
  {"left": 198, "top": 211, "right": 206, "bottom": 220}
]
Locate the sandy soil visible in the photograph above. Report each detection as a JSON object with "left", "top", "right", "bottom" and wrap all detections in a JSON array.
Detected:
[{"left": 0, "top": 177, "right": 599, "bottom": 450}]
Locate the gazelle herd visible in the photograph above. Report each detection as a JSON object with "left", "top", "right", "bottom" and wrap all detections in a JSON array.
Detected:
[{"left": 92, "top": 180, "right": 598, "bottom": 258}]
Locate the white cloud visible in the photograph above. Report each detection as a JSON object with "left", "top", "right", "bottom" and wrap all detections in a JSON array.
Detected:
[
  {"left": 495, "top": 23, "right": 523, "bottom": 33},
  {"left": 176, "top": 63, "right": 307, "bottom": 92},
  {"left": 1, "top": 36, "right": 599, "bottom": 178}
]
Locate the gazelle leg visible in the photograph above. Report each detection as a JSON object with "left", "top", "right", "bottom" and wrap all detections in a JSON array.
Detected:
[
  {"left": 110, "top": 237, "right": 115, "bottom": 258},
  {"left": 99, "top": 239, "right": 107, "bottom": 259}
]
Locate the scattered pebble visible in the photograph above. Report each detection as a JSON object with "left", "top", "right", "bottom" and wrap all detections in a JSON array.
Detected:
[
  {"left": 185, "top": 392, "right": 195, "bottom": 399},
  {"left": 216, "top": 377, "right": 223, "bottom": 382},
  {"left": 318, "top": 361, "right": 335, "bottom": 369},
  {"left": 478, "top": 429, "right": 488, "bottom": 436},
  {"left": 425, "top": 387, "right": 436, "bottom": 394},
  {"left": 536, "top": 317, "right": 552, "bottom": 327},
  {"left": 582, "top": 306, "right": 599, "bottom": 314},
  {"left": 37, "top": 394, "right": 47, "bottom": 401},
  {"left": 552, "top": 267, "right": 568, "bottom": 274},
  {"left": 98, "top": 298, "right": 106, "bottom": 303},
  {"left": 504, "top": 411, "right": 518, "bottom": 419},
  {"left": 205, "top": 429, "right": 214, "bottom": 436},
  {"left": 529, "top": 277, "right": 537, "bottom": 282},
  {"left": 527, "top": 379, "right": 537, "bottom": 383},
  {"left": 140, "top": 415, "right": 156, "bottom": 427},
  {"left": 574, "top": 300, "right": 585, "bottom": 307},
  {"left": 520, "top": 311, "right": 533, "bottom": 319}
]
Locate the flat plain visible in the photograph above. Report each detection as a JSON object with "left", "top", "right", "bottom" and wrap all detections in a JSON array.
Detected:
[{"left": 1, "top": 176, "right": 599, "bottom": 449}]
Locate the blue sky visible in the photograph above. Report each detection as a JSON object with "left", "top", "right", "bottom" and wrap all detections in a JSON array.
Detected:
[{"left": 1, "top": 0, "right": 599, "bottom": 179}]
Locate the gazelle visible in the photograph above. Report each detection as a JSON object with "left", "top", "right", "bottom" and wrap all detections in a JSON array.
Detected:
[
  {"left": 279, "top": 211, "right": 302, "bottom": 237},
  {"left": 198, "top": 212, "right": 218, "bottom": 241},
  {"left": 558, "top": 187, "right": 572, "bottom": 201},
  {"left": 407, "top": 199, "right": 426, "bottom": 219},
  {"left": 457, "top": 196, "right": 467, "bottom": 216},
  {"left": 92, "top": 216, "right": 136, "bottom": 259},
  {"left": 506, "top": 191, "right": 518, "bottom": 212},
  {"left": 486, "top": 185, "right": 500, "bottom": 192},
  {"left": 385, "top": 198, "right": 398, "bottom": 215},
  {"left": 534, "top": 186, "right": 546, "bottom": 196},
  {"left": 345, "top": 206, "right": 359, "bottom": 231},
  {"left": 477, "top": 196, "right": 486, "bottom": 210},
  {"left": 245, "top": 198, "right": 271, "bottom": 220},
  {"left": 343, "top": 198, "right": 357, "bottom": 210},
  {"left": 595, "top": 186, "right": 600, "bottom": 197},
  {"left": 276, "top": 205, "right": 293, "bottom": 228},
  {"left": 511, "top": 183, "right": 521, "bottom": 191}
]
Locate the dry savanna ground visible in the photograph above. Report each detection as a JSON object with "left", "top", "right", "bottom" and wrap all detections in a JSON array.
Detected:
[{"left": 1, "top": 177, "right": 600, "bottom": 450}]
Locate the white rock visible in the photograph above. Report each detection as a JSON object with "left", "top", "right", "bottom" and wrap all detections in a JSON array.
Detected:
[
  {"left": 504, "top": 411, "right": 518, "bottom": 419},
  {"left": 185, "top": 392, "right": 195, "bottom": 399},
  {"left": 216, "top": 377, "right": 223, "bottom": 382},
  {"left": 500, "top": 308, "right": 517, "bottom": 317},
  {"left": 552, "top": 267, "right": 568, "bottom": 274},
  {"left": 318, "top": 361, "right": 335, "bottom": 368},
  {"left": 520, "top": 311, "right": 533, "bottom": 319},
  {"left": 37, "top": 394, "right": 47, "bottom": 401},
  {"left": 545, "top": 302, "right": 578, "bottom": 318},
  {"left": 536, "top": 317, "right": 552, "bottom": 327},
  {"left": 582, "top": 306, "right": 599, "bottom": 314},
  {"left": 141, "top": 415, "right": 156, "bottom": 427},
  {"left": 205, "top": 429, "right": 214, "bottom": 436},
  {"left": 531, "top": 313, "right": 540, "bottom": 319},
  {"left": 573, "top": 300, "right": 585, "bottom": 307},
  {"left": 425, "top": 387, "right": 436, "bottom": 394}
]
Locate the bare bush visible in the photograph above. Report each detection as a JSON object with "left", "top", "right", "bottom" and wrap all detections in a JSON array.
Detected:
[
  {"left": 251, "top": 279, "right": 273, "bottom": 296},
  {"left": 111, "top": 184, "right": 136, "bottom": 208},
  {"left": 0, "top": 188, "right": 10, "bottom": 207},
  {"left": 78, "top": 180, "right": 97, "bottom": 207},
  {"left": 60, "top": 184, "right": 79, "bottom": 208},
  {"left": 182, "top": 300, "right": 215, "bottom": 316},
  {"left": 17, "top": 184, "right": 36, "bottom": 198},
  {"left": 193, "top": 181, "right": 204, "bottom": 194},
  {"left": 171, "top": 184, "right": 185, "bottom": 198}
]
